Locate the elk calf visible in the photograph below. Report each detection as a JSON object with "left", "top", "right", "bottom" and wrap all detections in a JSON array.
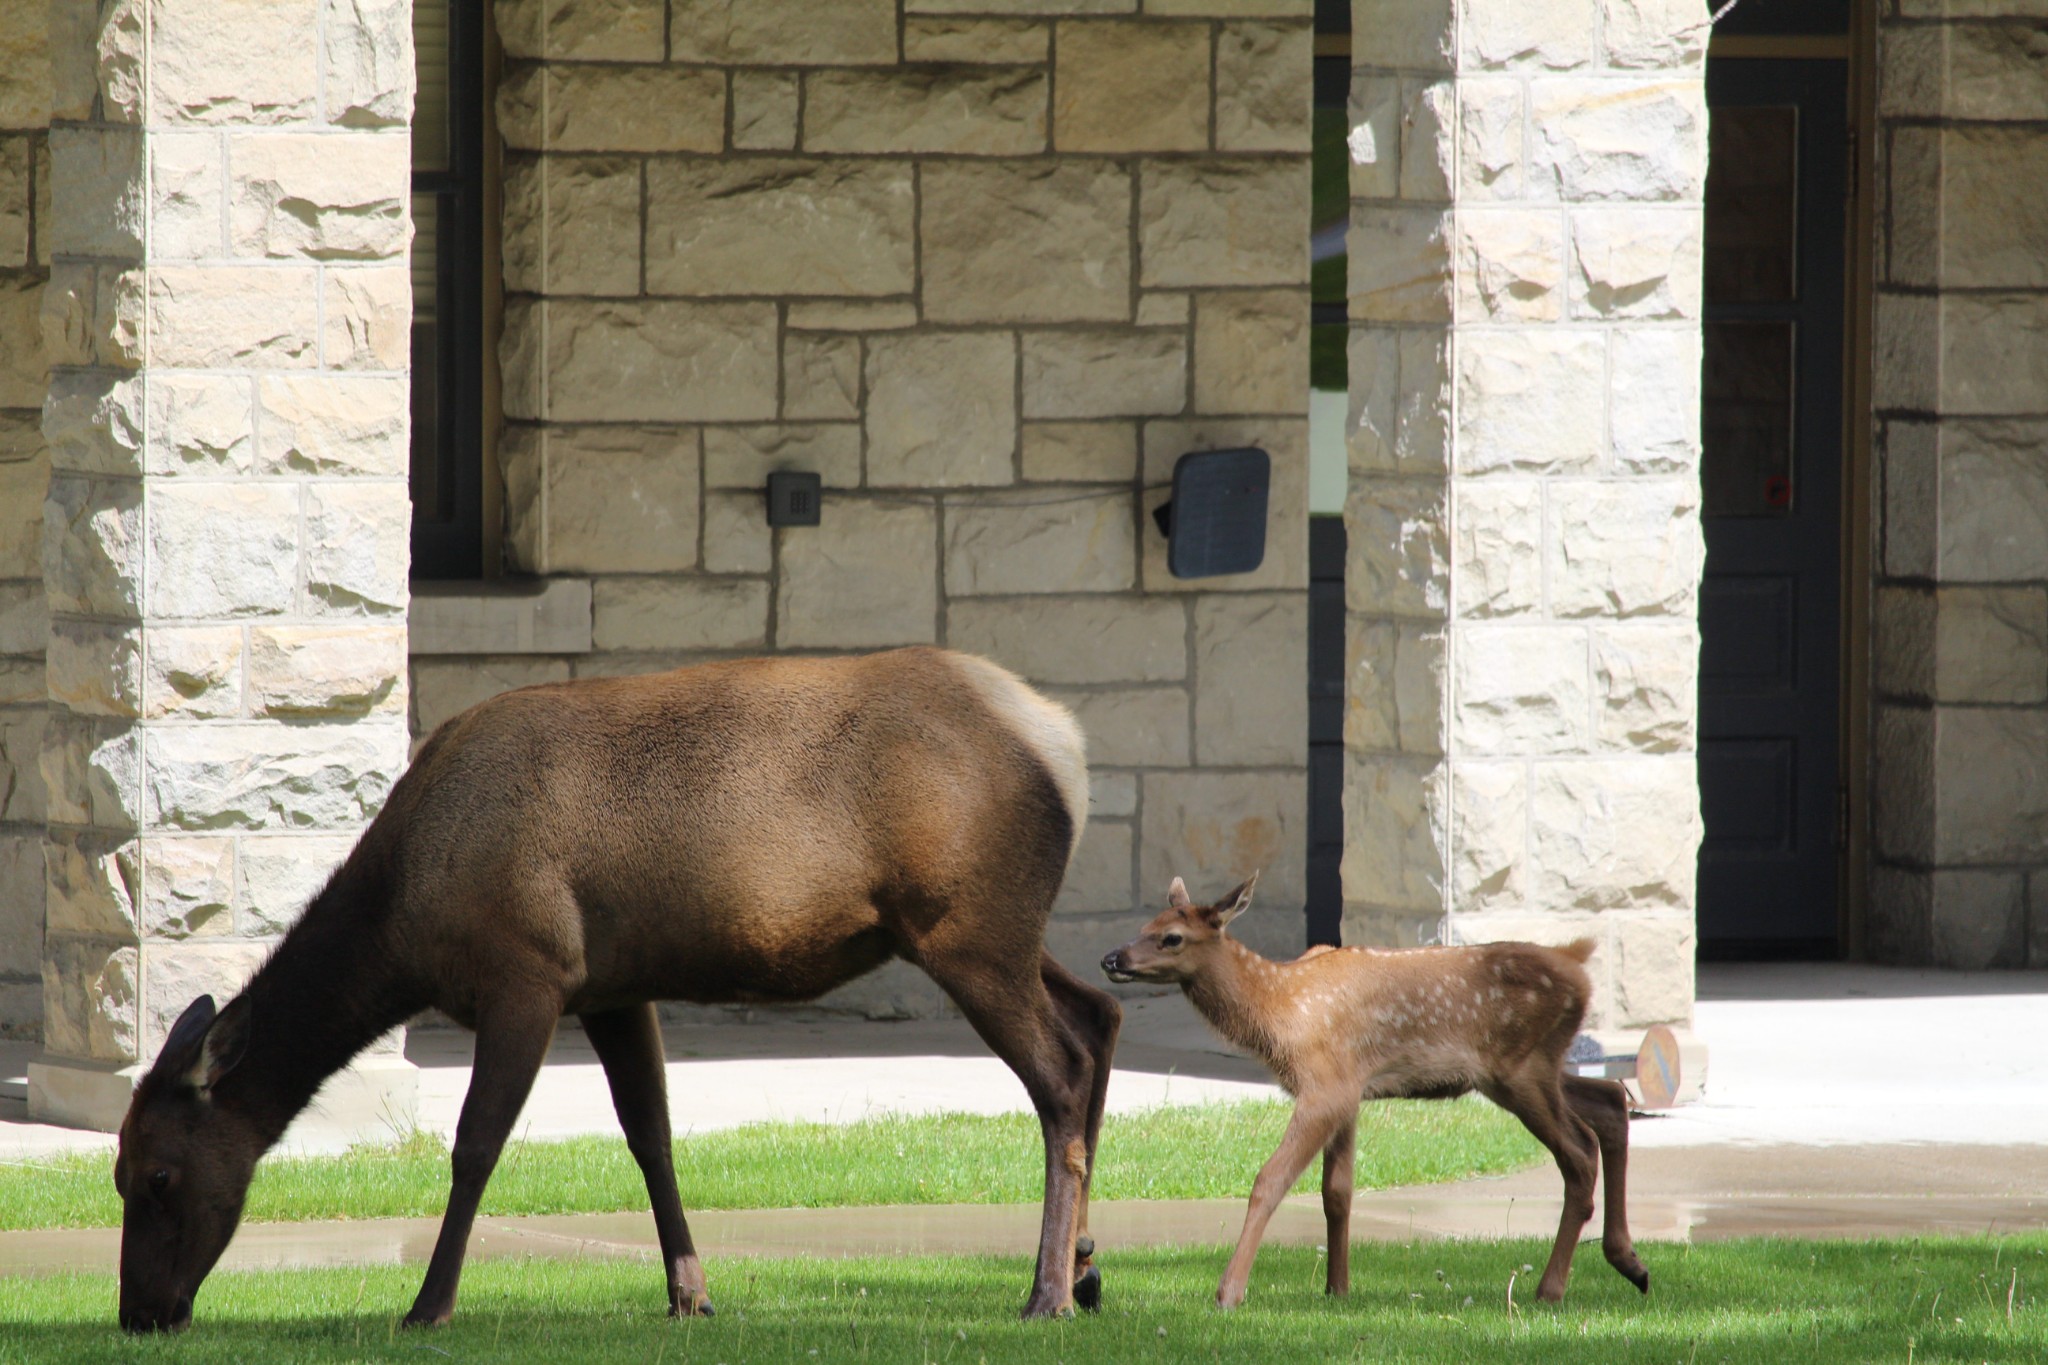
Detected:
[{"left": 1101, "top": 875, "right": 1648, "bottom": 1310}]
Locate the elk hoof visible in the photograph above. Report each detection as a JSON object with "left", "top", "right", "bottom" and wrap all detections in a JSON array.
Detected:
[
  {"left": 670, "top": 1296, "right": 715, "bottom": 1318},
  {"left": 1074, "top": 1234, "right": 1095, "bottom": 1260},
  {"left": 1629, "top": 1266, "right": 1650, "bottom": 1296},
  {"left": 1073, "top": 1263, "right": 1102, "bottom": 1313}
]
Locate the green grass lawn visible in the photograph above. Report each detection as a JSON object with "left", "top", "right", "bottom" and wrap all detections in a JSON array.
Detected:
[
  {"left": 6, "top": 1238, "right": 2045, "bottom": 1363},
  {"left": 0, "top": 1098, "right": 1545, "bottom": 1232}
]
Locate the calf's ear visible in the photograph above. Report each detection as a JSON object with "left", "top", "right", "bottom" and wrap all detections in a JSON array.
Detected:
[
  {"left": 1167, "top": 876, "right": 1193, "bottom": 909},
  {"left": 1211, "top": 872, "right": 1260, "bottom": 930}
]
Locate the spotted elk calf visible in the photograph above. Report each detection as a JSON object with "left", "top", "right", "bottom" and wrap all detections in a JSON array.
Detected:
[
  {"left": 113, "top": 648, "right": 1121, "bottom": 1331},
  {"left": 1101, "top": 874, "right": 1648, "bottom": 1309}
]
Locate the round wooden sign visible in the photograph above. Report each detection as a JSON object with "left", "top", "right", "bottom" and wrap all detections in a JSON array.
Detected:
[{"left": 1635, "top": 1023, "right": 1681, "bottom": 1109}]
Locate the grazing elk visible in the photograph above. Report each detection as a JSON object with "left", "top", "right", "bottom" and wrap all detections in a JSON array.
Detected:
[
  {"left": 1101, "top": 874, "right": 1648, "bottom": 1310},
  {"left": 113, "top": 648, "right": 1121, "bottom": 1332}
]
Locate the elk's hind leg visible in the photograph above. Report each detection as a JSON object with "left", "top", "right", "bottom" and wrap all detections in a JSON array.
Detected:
[
  {"left": 1217, "top": 1102, "right": 1349, "bottom": 1309},
  {"left": 1041, "top": 954, "right": 1122, "bottom": 1311},
  {"left": 1564, "top": 1075, "right": 1649, "bottom": 1293},
  {"left": 582, "top": 1003, "right": 713, "bottom": 1316}
]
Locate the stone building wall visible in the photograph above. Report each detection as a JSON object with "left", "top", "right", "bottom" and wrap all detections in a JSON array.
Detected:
[
  {"left": 411, "top": 0, "right": 1315, "bottom": 1009},
  {"left": 1344, "top": 0, "right": 1707, "bottom": 1034},
  {"left": 0, "top": 2, "right": 53, "bottom": 1035},
  {"left": 1869, "top": 2, "right": 2048, "bottom": 968}
]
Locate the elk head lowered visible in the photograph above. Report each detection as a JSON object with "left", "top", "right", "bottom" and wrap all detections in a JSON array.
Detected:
[{"left": 115, "top": 995, "right": 261, "bottom": 1333}]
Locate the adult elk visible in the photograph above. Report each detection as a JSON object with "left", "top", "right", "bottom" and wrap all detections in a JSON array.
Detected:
[
  {"left": 1101, "top": 875, "right": 1648, "bottom": 1309},
  {"left": 114, "top": 648, "right": 1121, "bottom": 1331}
]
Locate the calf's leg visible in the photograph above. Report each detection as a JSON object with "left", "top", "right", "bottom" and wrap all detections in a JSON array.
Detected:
[
  {"left": 1321, "top": 1118, "right": 1357, "bottom": 1296},
  {"left": 1564, "top": 1075, "right": 1649, "bottom": 1293},
  {"left": 1217, "top": 1103, "right": 1348, "bottom": 1309},
  {"left": 1486, "top": 1073, "right": 1600, "bottom": 1305}
]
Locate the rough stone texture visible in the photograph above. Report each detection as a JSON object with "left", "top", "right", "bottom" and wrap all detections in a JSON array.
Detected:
[
  {"left": 1020, "top": 422, "right": 1138, "bottom": 483},
  {"left": 646, "top": 159, "right": 916, "bottom": 298},
  {"left": 1217, "top": 23, "right": 1313, "bottom": 152},
  {"left": 1545, "top": 479, "right": 1703, "bottom": 619},
  {"left": 669, "top": 0, "right": 898, "bottom": 65},
  {"left": 946, "top": 596, "right": 1187, "bottom": 685},
  {"left": 1052, "top": 687, "right": 1189, "bottom": 768},
  {"left": 502, "top": 156, "right": 641, "bottom": 296},
  {"left": 1052, "top": 20, "right": 1210, "bottom": 152},
  {"left": 703, "top": 424, "right": 861, "bottom": 491},
  {"left": 1021, "top": 329, "right": 1187, "bottom": 419},
  {"left": 502, "top": 425, "right": 701, "bottom": 574},
  {"left": 920, "top": 161, "right": 1131, "bottom": 324},
  {"left": 142, "top": 723, "right": 408, "bottom": 833},
  {"left": 1453, "top": 626, "right": 1592, "bottom": 756},
  {"left": 783, "top": 334, "right": 862, "bottom": 422},
  {"left": 731, "top": 70, "right": 801, "bottom": 152},
  {"left": 591, "top": 577, "right": 770, "bottom": 652},
  {"left": 228, "top": 134, "right": 409, "bottom": 260},
  {"left": 236, "top": 834, "right": 354, "bottom": 935},
  {"left": 865, "top": 332, "right": 1016, "bottom": 486},
  {"left": 1194, "top": 290, "right": 1308, "bottom": 415},
  {"left": 1193, "top": 595, "right": 1308, "bottom": 765},
  {"left": 503, "top": 300, "right": 778, "bottom": 423},
  {"left": 1141, "top": 159, "right": 1309, "bottom": 287},
  {"left": 777, "top": 501, "right": 939, "bottom": 648},
  {"left": 254, "top": 375, "right": 407, "bottom": 477},
  {"left": 1529, "top": 79, "right": 1705, "bottom": 202},
  {"left": 1141, "top": 770, "right": 1306, "bottom": 913},
  {"left": 498, "top": 63, "right": 726, "bottom": 153},
  {"left": 1053, "top": 819, "right": 1134, "bottom": 917},
  {"left": 1529, "top": 757, "right": 1699, "bottom": 910},
  {"left": 496, "top": 0, "right": 666, "bottom": 61},
  {"left": 410, "top": 655, "right": 572, "bottom": 738},
  {"left": 904, "top": 18, "right": 1048, "bottom": 65},
  {"left": 804, "top": 67, "right": 1049, "bottom": 155},
  {"left": 944, "top": 491, "right": 1136, "bottom": 595},
  {"left": 247, "top": 627, "right": 407, "bottom": 718},
  {"left": 1454, "top": 329, "right": 1605, "bottom": 473}
]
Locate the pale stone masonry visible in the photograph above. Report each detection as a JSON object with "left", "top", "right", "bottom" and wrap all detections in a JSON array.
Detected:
[
  {"left": 1344, "top": 0, "right": 1707, "bottom": 1033},
  {"left": 22, "top": 0, "right": 419, "bottom": 1134},
  {"left": 1869, "top": 2, "right": 2048, "bottom": 969},
  {"left": 454, "top": 0, "right": 1314, "bottom": 1009}
]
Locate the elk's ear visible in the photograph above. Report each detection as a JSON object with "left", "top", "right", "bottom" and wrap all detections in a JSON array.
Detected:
[
  {"left": 155, "top": 995, "right": 217, "bottom": 1083},
  {"left": 1212, "top": 872, "right": 1259, "bottom": 929},
  {"left": 187, "top": 996, "right": 252, "bottom": 1097},
  {"left": 1167, "top": 876, "right": 1192, "bottom": 909}
]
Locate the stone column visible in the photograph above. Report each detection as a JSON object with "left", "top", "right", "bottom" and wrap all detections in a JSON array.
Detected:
[
  {"left": 1869, "top": 6, "right": 2048, "bottom": 969},
  {"left": 1344, "top": 0, "right": 1706, "bottom": 1036},
  {"left": 28, "top": 0, "right": 420, "bottom": 1140}
]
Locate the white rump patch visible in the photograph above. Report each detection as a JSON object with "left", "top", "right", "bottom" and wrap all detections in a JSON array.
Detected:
[{"left": 950, "top": 652, "right": 1090, "bottom": 862}]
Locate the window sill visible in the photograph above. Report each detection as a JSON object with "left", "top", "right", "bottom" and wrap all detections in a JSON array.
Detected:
[{"left": 408, "top": 578, "right": 592, "bottom": 656}]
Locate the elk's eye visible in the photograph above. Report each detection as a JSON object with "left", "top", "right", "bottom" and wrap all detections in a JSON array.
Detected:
[
  {"left": 1161, "top": 932, "right": 1184, "bottom": 949},
  {"left": 148, "top": 1168, "right": 170, "bottom": 1194}
]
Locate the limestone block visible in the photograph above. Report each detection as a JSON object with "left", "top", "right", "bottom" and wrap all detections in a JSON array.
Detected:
[
  {"left": 1885, "top": 126, "right": 1942, "bottom": 290},
  {"left": 144, "top": 266, "right": 318, "bottom": 369},
  {"left": 1452, "top": 480, "right": 1541, "bottom": 619},
  {"left": 1216, "top": 22, "right": 1312, "bottom": 153},
  {"left": 0, "top": 279, "right": 48, "bottom": 406},
  {"left": 866, "top": 332, "right": 1017, "bottom": 486},
  {"left": 149, "top": 0, "right": 321, "bottom": 125},
  {"left": 1934, "top": 587, "right": 2048, "bottom": 704},
  {"left": 1345, "top": 76, "right": 1399, "bottom": 200},
  {"left": 806, "top": 67, "right": 1048, "bottom": 154},
  {"left": 1529, "top": 757, "right": 1698, "bottom": 909},
  {"left": 1569, "top": 209, "right": 1701, "bottom": 320},
  {"left": 1874, "top": 584, "right": 1934, "bottom": 702},
  {"left": 1195, "top": 594, "right": 1308, "bottom": 765},
  {"left": 703, "top": 492, "right": 773, "bottom": 574},
  {"left": 1461, "top": 0, "right": 1596, "bottom": 68},
  {"left": 732, "top": 70, "right": 801, "bottom": 151},
  {"left": 921, "top": 161, "right": 1132, "bottom": 324},
  {"left": 1943, "top": 22, "right": 2048, "bottom": 121},
  {"left": 1346, "top": 328, "right": 1450, "bottom": 476},
  {"left": 591, "top": 578, "right": 769, "bottom": 652},
  {"left": 1458, "top": 77, "right": 1522, "bottom": 200},
  {"left": 0, "top": 836, "right": 42, "bottom": 977},
  {"left": 142, "top": 374, "right": 254, "bottom": 477},
  {"left": 497, "top": 63, "right": 725, "bottom": 153},
  {"left": 97, "top": 0, "right": 148, "bottom": 124},
  {"left": 1934, "top": 708, "right": 2048, "bottom": 865},
  {"left": 1140, "top": 159, "right": 1308, "bottom": 287},
  {"left": 1136, "top": 292, "right": 1191, "bottom": 326},
  {"left": 1935, "top": 420, "right": 2048, "bottom": 581},
  {"left": 46, "top": 620, "right": 141, "bottom": 718},
  {"left": 0, "top": 408, "right": 41, "bottom": 462},
  {"left": 140, "top": 838, "right": 235, "bottom": 939},
  {"left": 1021, "top": 329, "right": 1186, "bottom": 420},
  {"left": 44, "top": 830, "right": 140, "bottom": 940},
  {"left": 1874, "top": 292, "right": 1939, "bottom": 417},
  {"left": 254, "top": 374, "right": 407, "bottom": 477},
  {"left": 1591, "top": 624, "right": 1697, "bottom": 752},
  {"left": 1608, "top": 913, "right": 1694, "bottom": 1027},
  {"left": 1872, "top": 704, "right": 1934, "bottom": 865},
  {"left": 410, "top": 655, "right": 570, "bottom": 738},
  {"left": 1021, "top": 422, "right": 1139, "bottom": 482},
  {"left": 704, "top": 424, "right": 862, "bottom": 490},
  {"left": 229, "top": 133, "right": 407, "bottom": 260},
  {"left": 1343, "top": 617, "right": 1445, "bottom": 756},
  {"left": 34, "top": 266, "right": 109, "bottom": 375},
  {"left": 1050, "top": 687, "right": 1189, "bottom": 767},
  {"left": 1928, "top": 869, "right": 2027, "bottom": 970},
  {"left": 496, "top": 0, "right": 664, "bottom": 60},
  {"left": 322, "top": 266, "right": 409, "bottom": 369},
  {"left": 42, "top": 939, "right": 138, "bottom": 1063},
  {"left": 0, "top": 2, "right": 52, "bottom": 126},
  {"left": 1880, "top": 420, "right": 1937, "bottom": 580},
  {"left": 947, "top": 596, "right": 1187, "bottom": 685},
  {"left": 1194, "top": 290, "right": 1308, "bottom": 415},
  {"left": 506, "top": 426, "right": 701, "bottom": 574},
  {"left": 786, "top": 299, "right": 919, "bottom": 331},
  {"left": 248, "top": 626, "right": 406, "bottom": 717},
  {"left": 42, "top": 474, "right": 143, "bottom": 619},
  {"left": 1454, "top": 329, "right": 1604, "bottom": 474},
  {"left": 646, "top": 158, "right": 915, "bottom": 297},
  {"left": 1142, "top": 415, "right": 1308, "bottom": 592},
  {"left": 304, "top": 484, "right": 409, "bottom": 617},
  {"left": 5, "top": 710, "right": 52, "bottom": 824},
  {"left": 1090, "top": 771, "right": 1137, "bottom": 818},
  {"left": 1344, "top": 477, "right": 1449, "bottom": 620},
  {"left": 784, "top": 334, "right": 861, "bottom": 422},
  {"left": 1447, "top": 760, "right": 1526, "bottom": 912},
  {"left": 235, "top": 833, "right": 355, "bottom": 934},
  {"left": 1142, "top": 769, "right": 1306, "bottom": 910},
  {"left": 1547, "top": 479, "right": 1702, "bottom": 620},
  {"left": 0, "top": 453, "right": 48, "bottom": 577},
  {"left": 505, "top": 300, "right": 777, "bottom": 423},
  {"left": 1530, "top": 79, "right": 1705, "bottom": 202},
  {"left": 1342, "top": 0, "right": 1451, "bottom": 69},
  {"left": 45, "top": 128, "right": 143, "bottom": 260},
  {"left": 323, "top": 0, "right": 412, "bottom": 126},
  {"left": 905, "top": 18, "right": 1048, "bottom": 62},
  {"left": 1940, "top": 127, "right": 2048, "bottom": 288},
  {"left": 1455, "top": 209, "right": 1563, "bottom": 321},
  {"left": 944, "top": 490, "right": 1135, "bottom": 594},
  {"left": 1602, "top": 0, "right": 1709, "bottom": 69},
  {"left": 1054, "top": 819, "right": 1134, "bottom": 917},
  {"left": 143, "top": 484, "right": 298, "bottom": 620},
  {"left": 143, "top": 720, "right": 408, "bottom": 832},
  {"left": 140, "top": 944, "right": 269, "bottom": 1055},
  {"left": 42, "top": 373, "right": 140, "bottom": 481},
  {"left": 1453, "top": 624, "right": 1592, "bottom": 756},
  {"left": 1345, "top": 208, "right": 1451, "bottom": 322},
  {"left": 1339, "top": 751, "right": 1444, "bottom": 913},
  {"left": 0, "top": 583, "right": 48, "bottom": 655},
  {"left": 1052, "top": 20, "right": 1209, "bottom": 153},
  {"left": 1610, "top": 328, "right": 1701, "bottom": 473},
  {"left": 1940, "top": 295, "right": 2048, "bottom": 417},
  {"left": 670, "top": 0, "right": 897, "bottom": 63},
  {"left": 776, "top": 500, "right": 938, "bottom": 648},
  {"left": 0, "top": 658, "right": 43, "bottom": 707},
  {"left": 143, "top": 627, "right": 245, "bottom": 720},
  {"left": 45, "top": 0, "right": 95, "bottom": 121},
  {"left": 501, "top": 155, "right": 640, "bottom": 296}
]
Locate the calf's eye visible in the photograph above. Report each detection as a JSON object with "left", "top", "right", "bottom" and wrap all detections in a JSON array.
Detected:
[{"left": 1161, "top": 932, "right": 1184, "bottom": 949}]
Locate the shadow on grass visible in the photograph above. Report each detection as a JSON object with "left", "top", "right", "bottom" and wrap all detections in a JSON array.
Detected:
[{"left": 5, "top": 1239, "right": 2046, "bottom": 1364}]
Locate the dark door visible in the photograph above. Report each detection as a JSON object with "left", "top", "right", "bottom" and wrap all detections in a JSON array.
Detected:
[
  {"left": 1306, "top": 517, "right": 1344, "bottom": 947},
  {"left": 1696, "top": 59, "right": 1848, "bottom": 958}
]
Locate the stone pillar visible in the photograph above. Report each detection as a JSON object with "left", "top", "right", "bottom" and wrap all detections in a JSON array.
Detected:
[
  {"left": 1869, "top": 6, "right": 2048, "bottom": 969},
  {"left": 1344, "top": 0, "right": 1706, "bottom": 1035},
  {"left": 28, "top": 0, "right": 420, "bottom": 1140}
]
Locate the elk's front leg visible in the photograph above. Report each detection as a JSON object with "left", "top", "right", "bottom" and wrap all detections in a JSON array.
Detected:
[
  {"left": 1217, "top": 1105, "right": 1345, "bottom": 1310},
  {"left": 1320, "top": 1118, "right": 1357, "bottom": 1296}
]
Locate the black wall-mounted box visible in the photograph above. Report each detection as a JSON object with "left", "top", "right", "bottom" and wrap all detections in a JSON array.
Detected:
[{"left": 1153, "top": 448, "right": 1270, "bottom": 578}]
